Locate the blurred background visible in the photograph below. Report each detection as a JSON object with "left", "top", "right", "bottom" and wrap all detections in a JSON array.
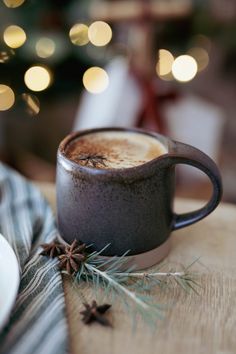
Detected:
[{"left": 0, "top": 0, "right": 235, "bottom": 202}]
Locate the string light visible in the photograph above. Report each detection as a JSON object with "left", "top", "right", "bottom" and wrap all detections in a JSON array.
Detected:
[
  {"left": 35, "top": 37, "right": 56, "bottom": 58},
  {"left": 88, "top": 21, "right": 112, "bottom": 47},
  {"left": 69, "top": 24, "right": 89, "bottom": 46},
  {"left": 0, "top": 49, "right": 15, "bottom": 63},
  {"left": 83, "top": 67, "right": 109, "bottom": 94},
  {"left": 24, "top": 66, "right": 51, "bottom": 92},
  {"left": 187, "top": 47, "right": 209, "bottom": 72},
  {"left": 158, "top": 72, "right": 174, "bottom": 81},
  {"left": 172, "top": 55, "right": 198, "bottom": 82},
  {"left": 22, "top": 93, "right": 40, "bottom": 116},
  {"left": 3, "top": 25, "right": 26, "bottom": 49},
  {"left": 3, "top": 0, "right": 25, "bottom": 8},
  {"left": 0, "top": 84, "right": 15, "bottom": 111},
  {"left": 156, "top": 49, "right": 174, "bottom": 77}
]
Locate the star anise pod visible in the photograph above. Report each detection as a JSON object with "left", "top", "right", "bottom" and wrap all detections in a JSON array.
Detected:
[
  {"left": 80, "top": 300, "right": 112, "bottom": 327},
  {"left": 40, "top": 241, "right": 65, "bottom": 258},
  {"left": 58, "top": 239, "right": 86, "bottom": 275},
  {"left": 77, "top": 154, "right": 107, "bottom": 168}
]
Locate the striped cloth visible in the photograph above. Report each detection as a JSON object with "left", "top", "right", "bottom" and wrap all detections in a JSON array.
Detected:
[{"left": 0, "top": 163, "right": 68, "bottom": 354}]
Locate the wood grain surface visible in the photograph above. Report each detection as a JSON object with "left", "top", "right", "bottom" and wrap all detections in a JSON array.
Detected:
[{"left": 37, "top": 183, "right": 236, "bottom": 354}]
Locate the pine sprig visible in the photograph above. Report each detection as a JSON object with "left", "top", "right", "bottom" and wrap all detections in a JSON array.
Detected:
[
  {"left": 73, "top": 245, "right": 201, "bottom": 327},
  {"left": 82, "top": 262, "right": 164, "bottom": 327},
  {"left": 40, "top": 239, "right": 201, "bottom": 328}
]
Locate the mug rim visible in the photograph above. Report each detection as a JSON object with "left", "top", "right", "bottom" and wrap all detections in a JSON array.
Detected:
[{"left": 57, "top": 127, "right": 171, "bottom": 181}]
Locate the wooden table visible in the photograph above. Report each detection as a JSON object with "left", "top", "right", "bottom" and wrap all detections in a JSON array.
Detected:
[{"left": 37, "top": 183, "right": 236, "bottom": 354}]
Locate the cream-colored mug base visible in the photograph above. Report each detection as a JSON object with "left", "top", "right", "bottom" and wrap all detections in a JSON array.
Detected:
[{"left": 99, "top": 237, "right": 171, "bottom": 270}]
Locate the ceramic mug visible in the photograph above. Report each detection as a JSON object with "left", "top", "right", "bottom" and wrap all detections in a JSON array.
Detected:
[{"left": 56, "top": 127, "right": 222, "bottom": 269}]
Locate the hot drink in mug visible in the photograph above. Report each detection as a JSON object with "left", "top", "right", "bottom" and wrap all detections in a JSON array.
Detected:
[{"left": 57, "top": 128, "right": 222, "bottom": 269}]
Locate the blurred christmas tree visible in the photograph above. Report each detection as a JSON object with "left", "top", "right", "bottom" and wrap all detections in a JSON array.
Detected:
[
  {"left": 0, "top": 0, "right": 93, "bottom": 102},
  {"left": 0, "top": 0, "right": 236, "bottom": 112}
]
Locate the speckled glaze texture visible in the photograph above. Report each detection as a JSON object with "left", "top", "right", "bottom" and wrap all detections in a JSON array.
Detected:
[{"left": 56, "top": 127, "right": 222, "bottom": 256}]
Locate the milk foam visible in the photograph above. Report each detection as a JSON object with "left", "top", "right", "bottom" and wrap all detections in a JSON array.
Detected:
[{"left": 66, "top": 131, "right": 167, "bottom": 169}]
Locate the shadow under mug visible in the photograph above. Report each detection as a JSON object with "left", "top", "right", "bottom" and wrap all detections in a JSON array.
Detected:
[{"left": 56, "top": 127, "right": 222, "bottom": 269}]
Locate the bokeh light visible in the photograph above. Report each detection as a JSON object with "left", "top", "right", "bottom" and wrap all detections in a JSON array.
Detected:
[
  {"left": 3, "top": 25, "right": 26, "bottom": 49},
  {"left": 172, "top": 55, "right": 198, "bottom": 82},
  {"left": 22, "top": 93, "right": 40, "bottom": 115},
  {"left": 24, "top": 66, "right": 51, "bottom": 92},
  {"left": 35, "top": 37, "right": 56, "bottom": 58},
  {"left": 3, "top": 0, "right": 25, "bottom": 8},
  {"left": 83, "top": 67, "right": 109, "bottom": 94},
  {"left": 0, "top": 84, "right": 15, "bottom": 111},
  {"left": 156, "top": 49, "right": 174, "bottom": 76},
  {"left": 187, "top": 47, "right": 209, "bottom": 72},
  {"left": 158, "top": 72, "right": 174, "bottom": 81},
  {"left": 88, "top": 21, "right": 112, "bottom": 47},
  {"left": 69, "top": 24, "right": 89, "bottom": 46},
  {"left": 0, "top": 49, "right": 15, "bottom": 63}
]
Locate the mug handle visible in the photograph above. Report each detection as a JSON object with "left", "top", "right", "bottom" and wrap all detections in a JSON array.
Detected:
[{"left": 166, "top": 141, "right": 223, "bottom": 231}]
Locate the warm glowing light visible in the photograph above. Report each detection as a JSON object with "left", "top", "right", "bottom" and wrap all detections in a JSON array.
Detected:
[
  {"left": 35, "top": 38, "right": 55, "bottom": 58},
  {"left": 24, "top": 66, "right": 51, "bottom": 92},
  {"left": 156, "top": 49, "right": 174, "bottom": 76},
  {"left": 0, "top": 49, "right": 14, "bottom": 63},
  {"left": 69, "top": 24, "right": 89, "bottom": 46},
  {"left": 0, "top": 84, "right": 15, "bottom": 111},
  {"left": 187, "top": 47, "right": 209, "bottom": 72},
  {"left": 88, "top": 21, "right": 112, "bottom": 47},
  {"left": 172, "top": 55, "right": 198, "bottom": 82},
  {"left": 22, "top": 93, "right": 40, "bottom": 115},
  {"left": 83, "top": 67, "right": 109, "bottom": 94},
  {"left": 3, "top": 25, "right": 26, "bottom": 49},
  {"left": 158, "top": 72, "right": 174, "bottom": 82},
  {"left": 3, "top": 0, "right": 25, "bottom": 8}
]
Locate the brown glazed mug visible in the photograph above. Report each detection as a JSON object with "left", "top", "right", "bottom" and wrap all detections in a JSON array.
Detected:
[{"left": 56, "top": 127, "right": 222, "bottom": 269}]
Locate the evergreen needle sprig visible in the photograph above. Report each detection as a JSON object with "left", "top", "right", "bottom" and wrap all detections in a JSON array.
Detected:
[
  {"left": 40, "top": 239, "right": 201, "bottom": 328},
  {"left": 73, "top": 243, "right": 201, "bottom": 326},
  {"left": 85, "top": 263, "right": 153, "bottom": 312}
]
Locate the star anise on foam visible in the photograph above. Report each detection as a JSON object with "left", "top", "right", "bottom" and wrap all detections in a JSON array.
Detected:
[
  {"left": 58, "top": 239, "right": 86, "bottom": 275},
  {"left": 77, "top": 154, "right": 107, "bottom": 168},
  {"left": 80, "top": 300, "right": 112, "bottom": 327},
  {"left": 40, "top": 241, "right": 65, "bottom": 258}
]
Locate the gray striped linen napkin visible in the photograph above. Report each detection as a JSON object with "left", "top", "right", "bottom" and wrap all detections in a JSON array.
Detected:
[{"left": 0, "top": 163, "right": 68, "bottom": 354}]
